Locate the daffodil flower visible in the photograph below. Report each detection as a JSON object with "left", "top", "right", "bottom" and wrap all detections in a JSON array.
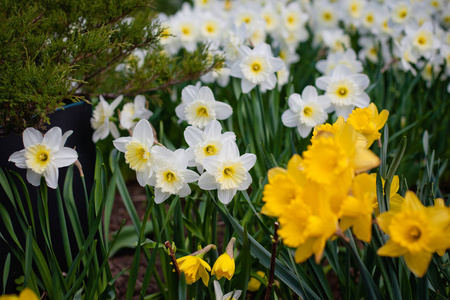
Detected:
[
  {"left": 147, "top": 148, "right": 199, "bottom": 203},
  {"left": 176, "top": 244, "right": 215, "bottom": 286},
  {"left": 91, "top": 95, "right": 122, "bottom": 143},
  {"left": 119, "top": 95, "right": 153, "bottom": 130},
  {"left": 198, "top": 141, "right": 256, "bottom": 204},
  {"left": 8, "top": 127, "right": 78, "bottom": 189},
  {"left": 184, "top": 120, "right": 236, "bottom": 173},
  {"left": 113, "top": 119, "right": 162, "bottom": 187},
  {"left": 230, "top": 43, "right": 284, "bottom": 93},
  {"left": 281, "top": 85, "right": 330, "bottom": 138},
  {"left": 377, "top": 191, "right": 450, "bottom": 277},
  {"left": 175, "top": 84, "right": 233, "bottom": 128},
  {"left": 211, "top": 237, "right": 236, "bottom": 280},
  {"left": 316, "top": 65, "right": 370, "bottom": 119}
]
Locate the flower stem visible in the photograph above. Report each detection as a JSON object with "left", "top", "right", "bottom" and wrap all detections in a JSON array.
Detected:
[
  {"left": 165, "top": 241, "right": 181, "bottom": 277},
  {"left": 265, "top": 222, "right": 279, "bottom": 300}
]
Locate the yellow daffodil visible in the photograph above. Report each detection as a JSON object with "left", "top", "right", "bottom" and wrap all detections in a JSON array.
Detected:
[
  {"left": 433, "top": 198, "right": 450, "bottom": 256},
  {"left": 369, "top": 174, "right": 404, "bottom": 215},
  {"left": 212, "top": 238, "right": 236, "bottom": 280},
  {"left": 261, "top": 154, "right": 305, "bottom": 217},
  {"left": 247, "top": 271, "right": 266, "bottom": 292},
  {"left": 0, "top": 288, "right": 39, "bottom": 300},
  {"left": 278, "top": 184, "right": 338, "bottom": 264},
  {"left": 177, "top": 244, "right": 215, "bottom": 286},
  {"left": 303, "top": 123, "right": 380, "bottom": 186},
  {"left": 377, "top": 192, "right": 450, "bottom": 277},
  {"left": 340, "top": 173, "right": 375, "bottom": 242},
  {"left": 347, "top": 103, "right": 389, "bottom": 148}
]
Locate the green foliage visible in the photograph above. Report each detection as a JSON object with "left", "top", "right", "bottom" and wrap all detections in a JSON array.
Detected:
[{"left": 0, "top": 0, "right": 222, "bottom": 135}]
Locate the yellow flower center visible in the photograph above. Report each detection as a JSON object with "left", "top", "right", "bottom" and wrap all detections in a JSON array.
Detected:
[
  {"left": 287, "top": 16, "right": 295, "bottom": 24},
  {"left": 338, "top": 87, "right": 348, "bottom": 97},
  {"left": 417, "top": 36, "right": 426, "bottom": 45},
  {"left": 165, "top": 171, "right": 175, "bottom": 182},
  {"left": 204, "top": 145, "right": 217, "bottom": 156},
  {"left": 399, "top": 10, "right": 407, "bottom": 19},
  {"left": 216, "top": 162, "right": 246, "bottom": 190},
  {"left": 303, "top": 107, "right": 313, "bottom": 117},
  {"left": 25, "top": 144, "right": 52, "bottom": 174},
  {"left": 125, "top": 141, "right": 150, "bottom": 172},
  {"left": 366, "top": 14, "right": 373, "bottom": 23},
  {"left": 389, "top": 211, "right": 429, "bottom": 253},
  {"left": 243, "top": 17, "right": 251, "bottom": 24},
  {"left": 197, "top": 107, "right": 209, "bottom": 117},
  {"left": 323, "top": 12, "right": 332, "bottom": 21},
  {"left": 252, "top": 62, "right": 261, "bottom": 72},
  {"left": 181, "top": 27, "right": 191, "bottom": 36}
]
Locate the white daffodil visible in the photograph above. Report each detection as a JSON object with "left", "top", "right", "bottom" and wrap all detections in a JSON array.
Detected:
[
  {"left": 316, "top": 65, "right": 370, "bottom": 119},
  {"left": 230, "top": 43, "right": 284, "bottom": 93},
  {"left": 8, "top": 127, "right": 78, "bottom": 189},
  {"left": 214, "top": 280, "right": 242, "bottom": 300},
  {"left": 147, "top": 148, "right": 200, "bottom": 204},
  {"left": 311, "top": 1, "right": 341, "bottom": 30},
  {"left": 175, "top": 84, "right": 233, "bottom": 128},
  {"left": 223, "top": 23, "right": 249, "bottom": 65},
  {"left": 281, "top": 86, "right": 330, "bottom": 138},
  {"left": 91, "top": 95, "right": 122, "bottom": 143},
  {"left": 184, "top": 120, "right": 236, "bottom": 173},
  {"left": 405, "top": 21, "right": 441, "bottom": 59},
  {"left": 119, "top": 95, "right": 153, "bottom": 130},
  {"left": 198, "top": 141, "right": 256, "bottom": 204},
  {"left": 394, "top": 38, "right": 420, "bottom": 75},
  {"left": 391, "top": 1, "right": 412, "bottom": 25},
  {"left": 316, "top": 48, "right": 363, "bottom": 75},
  {"left": 321, "top": 29, "right": 351, "bottom": 53},
  {"left": 113, "top": 119, "right": 163, "bottom": 187}
]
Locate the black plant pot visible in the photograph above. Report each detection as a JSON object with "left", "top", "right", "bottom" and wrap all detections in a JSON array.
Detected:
[{"left": 0, "top": 101, "right": 96, "bottom": 292}]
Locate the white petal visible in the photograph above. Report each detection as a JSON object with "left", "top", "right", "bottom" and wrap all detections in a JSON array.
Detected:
[
  {"left": 184, "top": 126, "right": 204, "bottom": 147},
  {"left": 269, "top": 57, "right": 285, "bottom": 72},
  {"left": 288, "top": 94, "right": 302, "bottom": 112},
  {"left": 237, "top": 45, "right": 252, "bottom": 57},
  {"left": 109, "top": 122, "right": 120, "bottom": 139},
  {"left": 23, "top": 128, "right": 43, "bottom": 148},
  {"left": 202, "top": 156, "right": 220, "bottom": 174},
  {"left": 60, "top": 130, "right": 73, "bottom": 147},
  {"left": 175, "top": 104, "right": 187, "bottom": 120},
  {"left": 281, "top": 110, "right": 299, "bottom": 127},
  {"left": 301, "top": 86, "right": 318, "bottom": 102},
  {"left": 43, "top": 164, "right": 58, "bottom": 189},
  {"left": 315, "top": 76, "right": 331, "bottom": 90},
  {"left": 204, "top": 120, "right": 222, "bottom": 140},
  {"left": 136, "top": 171, "right": 148, "bottom": 187},
  {"left": 147, "top": 173, "right": 156, "bottom": 186},
  {"left": 214, "top": 281, "right": 223, "bottom": 299},
  {"left": 198, "top": 87, "right": 215, "bottom": 102},
  {"left": 298, "top": 123, "right": 312, "bottom": 138},
  {"left": 110, "top": 95, "right": 123, "bottom": 110},
  {"left": 133, "top": 119, "right": 155, "bottom": 145},
  {"left": 181, "top": 85, "right": 199, "bottom": 104},
  {"left": 351, "top": 74, "right": 370, "bottom": 90},
  {"left": 316, "top": 95, "right": 331, "bottom": 109},
  {"left": 222, "top": 132, "right": 236, "bottom": 142},
  {"left": 237, "top": 173, "right": 252, "bottom": 190},
  {"left": 334, "top": 105, "right": 354, "bottom": 119},
  {"left": 183, "top": 169, "right": 200, "bottom": 183},
  {"left": 154, "top": 188, "right": 170, "bottom": 204},
  {"left": 198, "top": 172, "right": 218, "bottom": 190},
  {"left": 26, "top": 169, "right": 42, "bottom": 187},
  {"left": 152, "top": 146, "right": 176, "bottom": 163},
  {"left": 134, "top": 95, "right": 146, "bottom": 108},
  {"left": 241, "top": 79, "right": 256, "bottom": 93},
  {"left": 261, "top": 74, "right": 276, "bottom": 91},
  {"left": 230, "top": 62, "right": 244, "bottom": 78},
  {"left": 42, "top": 127, "right": 63, "bottom": 150},
  {"left": 113, "top": 137, "right": 132, "bottom": 152},
  {"left": 221, "top": 141, "right": 240, "bottom": 160},
  {"left": 8, "top": 150, "right": 27, "bottom": 168},
  {"left": 213, "top": 102, "right": 233, "bottom": 120},
  {"left": 178, "top": 184, "right": 191, "bottom": 198},
  {"left": 53, "top": 147, "right": 78, "bottom": 168},
  {"left": 353, "top": 92, "right": 370, "bottom": 108},
  {"left": 332, "top": 65, "right": 352, "bottom": 78},
  {"left": 218, "top": 188, "right": 237, "bottom": 204},
  {"left": 92, "top": 123, "right": 109, "bottom": 142},
  {"left": 240, "top": 153, "right": 256, "bottom": 171}
]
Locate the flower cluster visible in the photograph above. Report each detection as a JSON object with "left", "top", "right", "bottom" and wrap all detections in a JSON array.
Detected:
[
  {"left": 157, "top": 0, "right": 450, "bottom": 92},
  {"left": 262, "top": 105, "right": 390, "bottom": 263},
  {"left": 176, "top": 238, "right": 237, "bottom": 287}
]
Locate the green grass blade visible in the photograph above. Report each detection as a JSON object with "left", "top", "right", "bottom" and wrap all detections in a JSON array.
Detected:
[
  {"left": 2, "top": 253, "right": 10, "bottom": 293},
  {"left": 24, "top": 227, "right": 33, "bottom": 287}
]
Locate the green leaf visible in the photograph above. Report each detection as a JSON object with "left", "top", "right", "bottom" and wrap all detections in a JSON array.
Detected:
[
  {"left": 3, "top": 253, "right": 11, "bottom": 294},
  {"left": 24, "top": 227, "right": 33, "bottom": 287},
  {"left": 109, "top": 223, "right": 153, "bottom": 257}
]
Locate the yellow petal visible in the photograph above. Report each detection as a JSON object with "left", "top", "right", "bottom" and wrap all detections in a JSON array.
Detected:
[
  {"left": 377, "top": 239, "right": 407, "bottom": 257},
  {"left": 377, "top": 211, "right": 394, "bottom": 232},
  {"left": 403, "top": 251, "right": 432, "bottom": 278},
  {"left": 353, "top": 214, "right": 372, "bottom": 242},
  {"left": 198, "top": 264, "right": 210, "bottom": 286},
  {"left": 389, "top": 194, "right": 404, "bottom": 213},
  {"left": 294, "top": 238, "right": 315, "bottom": 263},
  {"left": 353, "top": 147, "right": 380, "bottom": 174},
  {"left": 19, "top": 289, "right": 39, "bottom": 300},
  {"left": 375, "top": 110, "right": 389, "bottom": 131},
  {"left": 403, "top": 191, "right": 424, "bottom": 211},
  {"left": 389, "top": 175, "right": 399, "bottom": 196},
  {"left": 268, "top": 167, "right": 287, "bottom": 180}
]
